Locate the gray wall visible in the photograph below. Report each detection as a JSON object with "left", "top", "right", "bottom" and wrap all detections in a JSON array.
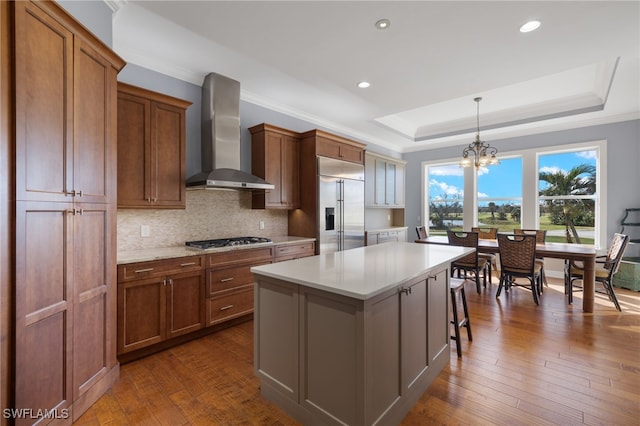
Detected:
[{"left": 402, "top": 119, "right": 640, "bottom": 253}]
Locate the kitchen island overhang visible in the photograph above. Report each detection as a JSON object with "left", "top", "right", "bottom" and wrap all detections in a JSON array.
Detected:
[{"left": 251, "top": 242, "right": 474, "bottom": 426}]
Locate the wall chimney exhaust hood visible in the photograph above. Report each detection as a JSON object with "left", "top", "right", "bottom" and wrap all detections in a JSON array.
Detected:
[{"left": 186, "top": 72, "right": 274, "bottom": 190}]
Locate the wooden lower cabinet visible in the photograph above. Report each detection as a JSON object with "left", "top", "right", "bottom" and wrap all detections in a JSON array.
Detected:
[
  {"left": 274, "top": 242, "right": 315, "bottom": 262},
  {"left": 117, "top": 260, "right": 205, "bottom": 355}
]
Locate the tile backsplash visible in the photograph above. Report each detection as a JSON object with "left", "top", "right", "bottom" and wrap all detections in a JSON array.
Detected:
[{"left": 117, "top": 189, "right": 288, "bottom": 251}]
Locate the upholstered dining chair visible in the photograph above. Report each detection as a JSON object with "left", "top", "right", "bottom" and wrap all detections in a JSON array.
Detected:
[
  {"left": 514, "top": 229, "right": 548, "bottom": 289},
  {"left": 447, "top": 230, "right": 488, "bottom": 294},
  {"left": 416, "top": 225, "right": 428, "bottom": 239},
  {"left": 565, "top": 233, "right": 630, "bottom": 311},
  {"left": 496, "top": 234, "right": 543, "bottom": 305},
  {"left": 471, "top": 227, "right": 498, "bottom": 284}
]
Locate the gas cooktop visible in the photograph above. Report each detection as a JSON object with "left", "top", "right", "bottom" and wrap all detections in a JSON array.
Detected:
[{"left": 185, "top": 236, "right": 272, "bottom": 250}]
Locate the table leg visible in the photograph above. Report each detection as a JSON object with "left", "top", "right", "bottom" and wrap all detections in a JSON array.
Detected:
[{"left": 582, "top": 257, "right": 595, "bottom": 313}]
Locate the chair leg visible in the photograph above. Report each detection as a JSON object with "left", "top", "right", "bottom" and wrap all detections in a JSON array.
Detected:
[
  {"left": 531, "top": 277, "right": 539, "bottom": 305},
  {"left": 602, "top": 279, "right": 622, "bottom": 311},
  {"left": 460, "top": 286, "right": 472, "bottom": 342},
  {"left": 450, "top": 287, "right": 462, "bottom": 358},
  {"left": 496, "top": 274, "right": 505, "bottom": 297}
]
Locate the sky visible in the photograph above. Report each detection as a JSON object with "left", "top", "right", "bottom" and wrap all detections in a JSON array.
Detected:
[{"left": 428, "top": 150, "right": 597, "bottom": 206}]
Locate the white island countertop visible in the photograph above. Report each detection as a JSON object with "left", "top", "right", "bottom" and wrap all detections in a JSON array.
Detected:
[{"left": 251, "top": 242, "right": 473, "bottom": 300}]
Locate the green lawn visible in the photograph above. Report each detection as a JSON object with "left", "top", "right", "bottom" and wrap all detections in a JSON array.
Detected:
[{"left": 430, "top": 213, "right": 594, "bottom": 244}]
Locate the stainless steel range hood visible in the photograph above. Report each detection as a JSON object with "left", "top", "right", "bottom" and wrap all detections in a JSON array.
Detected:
[{"left": 186, "top": 72, "right": 274, "bottom": 190}]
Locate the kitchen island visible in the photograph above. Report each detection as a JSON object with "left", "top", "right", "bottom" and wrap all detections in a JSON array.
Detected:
[{"left": 251, "top": 242, "right": 473, "bottom": 426}]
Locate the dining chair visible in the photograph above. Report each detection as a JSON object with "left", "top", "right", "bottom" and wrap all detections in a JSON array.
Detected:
[
  {"left": 565, "top": 233, "right": 630, "bottom": 311},
  {"left": 496, "top": 234, "right": 543, "bottom": 305},
  {"left": 514, "top": 229, "right": 548, "bottom": 289},
  {"left": 447, "top": 230, "right": 488, "bottom": 294},
  {"left": 471, "top": 227, "right": 498, "bottom": 284},
  {"left": 416, "top": 225, "right": 428, "bottom": 239}
]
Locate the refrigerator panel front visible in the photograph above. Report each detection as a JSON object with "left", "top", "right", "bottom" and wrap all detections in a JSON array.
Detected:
[
  {"left": 319, "top": 175, "right": 339, "bottom": 254},
  {"left": 342, "top": 178, "right": 365, "bottom": 251}
]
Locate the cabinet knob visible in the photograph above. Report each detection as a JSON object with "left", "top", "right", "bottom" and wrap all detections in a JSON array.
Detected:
[
  {"left": 220, "top": 277, "right": 234, "bottom": 283},
  {"left": 220, "top": 305, "right": 234, "bottom": 311},
  {"left": 134, "top": 267, "right": 154, "bottom": 274}
]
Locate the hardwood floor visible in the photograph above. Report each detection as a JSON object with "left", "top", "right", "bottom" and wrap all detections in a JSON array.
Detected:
[{"left": 75, "top": 277, "right": 640, "bottom": 425}]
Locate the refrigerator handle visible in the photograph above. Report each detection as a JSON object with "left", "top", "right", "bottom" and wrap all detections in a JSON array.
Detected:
[{"left": 339, "top": 180, "right": 345, "bottom": 251}]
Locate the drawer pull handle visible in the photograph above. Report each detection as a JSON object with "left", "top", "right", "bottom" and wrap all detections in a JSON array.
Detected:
[
  {"left": 220, "top": 277, "right": 234, "bottom": 283},
  {"left": 134, "top": 268, "right": 154, "bottom": 273},
  {"left": 220, "top": 305, "right": 234, "bottom": 311},
  {"left": 180, "top": 262, "right": 197, "bottom": 267}
]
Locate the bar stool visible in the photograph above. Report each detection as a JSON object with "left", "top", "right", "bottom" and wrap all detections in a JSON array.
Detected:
[{"left": 450, "top": 277, "right": 472, "bottom": 358}]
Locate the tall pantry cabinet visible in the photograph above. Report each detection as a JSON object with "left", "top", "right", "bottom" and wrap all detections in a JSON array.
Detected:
[{"left": 1, "top": 1, "right": 125, "bottom": 424}]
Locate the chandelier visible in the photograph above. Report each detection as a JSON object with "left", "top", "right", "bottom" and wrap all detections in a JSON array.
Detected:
[{"left": 460, "top": 97, "right": 499, "bottom": 168}]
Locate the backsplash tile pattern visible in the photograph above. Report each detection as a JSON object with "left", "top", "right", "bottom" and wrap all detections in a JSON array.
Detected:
[{"left": 117, "top": 189, "right": 288, "bottom": 251}]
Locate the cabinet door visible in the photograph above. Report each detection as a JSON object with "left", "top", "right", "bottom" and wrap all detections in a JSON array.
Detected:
[
  {"left": 14, "top": 2, "right": 74, "bottom": 203},
  {"left": 385, "top": 162, "right": 396, "bottom": 206},
  {"left": 117, "top": 92, "right": 152, "bottom": 207},
  {"left": 73, "top": 38, "right": 117, "bottom": 204},
  {"left": 166, "top": 270, "right": 206, "bottom": 338},
  {"left": 117, "top": 276, "right": 166, "bottom": 354},
  {"left": 401, "top": 277, "right": 429, "bottom": 393},
  {"left": 338, "top": 143, "right": 364, "bottom": 164},
  {"left": 428, "top": 269, "right": 449, "bottom": 363},
  {"left": 151, "top": 102, "right": 186, "bottom": 208},
  {"left": 395, "top": 163, "right": 405, "bottom": 207},
  {"left": 14, "top": 201, "right": 73, "bottom": 415},
  {"left": 374, "top": 159, "right": 386, "bottom": 205},
  {"left": 73, "top": 203, "right": 115, "bottom": 399},
  {"left": 364, "top": 156, "right": 376, "bottom": 206},
  {"left": 281, "top": 135, "right": 300, "bottom": 208},
  {"left": 264, "top": 132, "right": 284, "bottom": 207}
]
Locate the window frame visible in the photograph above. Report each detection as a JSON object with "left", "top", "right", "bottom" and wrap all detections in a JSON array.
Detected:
[{"left": 421, "top": 139, "right": 607, "bottom": 248}]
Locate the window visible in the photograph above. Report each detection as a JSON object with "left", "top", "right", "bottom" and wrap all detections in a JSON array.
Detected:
[
  {"left": 477, "top": 157, "right": 523, "bottom": 231},
  {"left": 425, "top": 162, "right": 464, "bottom": 235},
  {"left": 422, "top": 140, "right": 605, "bottom": 247},
  {"left": 538, "top": 150, "right": 598, "bottom": 245}
]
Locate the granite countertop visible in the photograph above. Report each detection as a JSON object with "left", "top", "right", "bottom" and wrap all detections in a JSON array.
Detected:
[
  {"left": 251, "top": 242, "right": 473, "bottom": 300},
  {"left": 117, "top": 236, "right": 316, "bottom": 265}
]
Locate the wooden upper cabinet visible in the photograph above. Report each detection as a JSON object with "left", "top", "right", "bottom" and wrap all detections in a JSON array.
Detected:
[
  {"left": 250, "top": 123, "right": 300, "bottom": 209},
  {"left": 14, "top": 1, "right": 74, "bottom": 203},
  {"left": 74, "top": 38, "right": 119, "bottom": 204},
  {"left": 313, "top": 133, "right": 365, "bottom": 165},
  {"left": 14, "top": 0, "right": 123, "bottom": 204},
  {"left": 117, "top": 82, "right": 191, "bottom": 209}
]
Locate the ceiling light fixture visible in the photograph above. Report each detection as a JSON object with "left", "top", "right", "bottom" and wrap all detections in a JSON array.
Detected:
[
  {"left": 460, "top": 97, "right": 499, "bottom": 169},
  {"left": 520, "top": 20, "right": 541, "bottom": 33},
  {"left": 375, "top": 19, "right": 390, "bottom": 30},
  {"left": 357, "top": 81, "right": 370, "bottom": 89}
]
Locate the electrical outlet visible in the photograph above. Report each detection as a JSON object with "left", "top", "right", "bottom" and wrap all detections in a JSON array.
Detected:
[
  {"left": 387, "top": 214, "right": 391, "bottom": 221},
  {"left": 140, "top": 225, "right": 150, "bottom": 237},
  {"left": 259, "top": 220, "right": 265, "bottom": 230}
]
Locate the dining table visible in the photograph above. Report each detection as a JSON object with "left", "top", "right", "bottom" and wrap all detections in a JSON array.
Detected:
[{"left": 415, "top": 236, "right": 597, "bottom": 312}]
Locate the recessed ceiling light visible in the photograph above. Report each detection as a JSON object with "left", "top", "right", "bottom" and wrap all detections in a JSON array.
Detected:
[
  {"left": 520, "top": 20, "right": 541, "bottom": 33},
  {"left": 375, "top": 19, "right": 390, "bottom": 30},
  {"left": 357, "top": 81, "right": 371, "bottom": 89}
]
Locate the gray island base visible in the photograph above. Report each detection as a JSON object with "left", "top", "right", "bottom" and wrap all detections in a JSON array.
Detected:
[{"left": 251, "top": 242, "right": 473, "bottom": 425}]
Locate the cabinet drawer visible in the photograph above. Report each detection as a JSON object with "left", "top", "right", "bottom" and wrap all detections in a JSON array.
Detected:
[
  {"left": 207, "top": 246, "right": 274, "bottom": 268},
  {"left": 207, "top": 261, "right": 271, "bottom": 296},
  {"left": 275, "top": 242, "right": 315, "bottom": 261},
  {"left": 206, "top": 286, "right": 254, "bottom": 326},
  {"left": 118, "top": 255, "right": 204, "bottom": 282}
]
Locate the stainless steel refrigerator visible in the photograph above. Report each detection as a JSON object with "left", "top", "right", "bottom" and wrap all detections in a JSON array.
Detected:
[{"left": 318, "top": 156, "right": 365, "bottom": 254}]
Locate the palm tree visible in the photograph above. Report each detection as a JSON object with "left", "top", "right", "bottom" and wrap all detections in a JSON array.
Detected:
[{"left": 539, "top": 164, "right": 595, "bottom": 242}]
